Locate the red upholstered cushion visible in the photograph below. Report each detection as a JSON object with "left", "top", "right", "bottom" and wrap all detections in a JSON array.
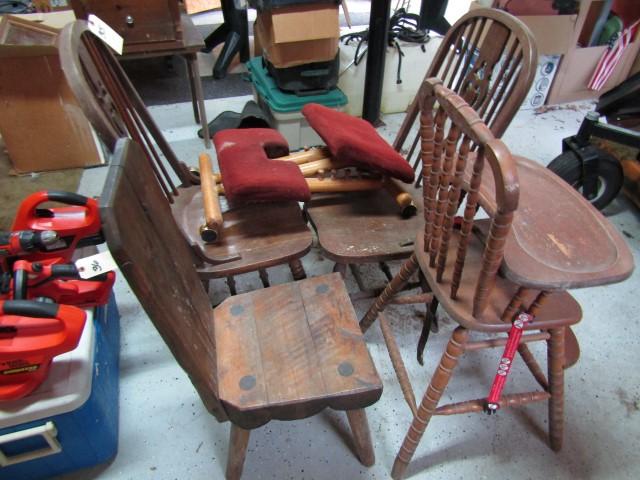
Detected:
[
  {"left": 214, "top": 128, "right": 310, "bottom": 203},
  {"left": 302, "top": 103, "right": 415, "bottom": 183}
]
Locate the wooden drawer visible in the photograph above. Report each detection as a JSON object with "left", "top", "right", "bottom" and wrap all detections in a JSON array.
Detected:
[{"left": 71, "top": 1, "right": 181, "bottom": 47}]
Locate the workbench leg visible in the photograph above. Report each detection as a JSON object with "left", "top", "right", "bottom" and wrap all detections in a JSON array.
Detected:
[{"left": 186, "top": 53, "right": 211, "bottom": 148}]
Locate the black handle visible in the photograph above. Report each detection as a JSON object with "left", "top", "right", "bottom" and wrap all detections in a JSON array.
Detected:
[
  {"left": 51, "top": 264, "right": 80, "bottom": 277},
  {"left": 47, "top": 191, "right": 90, "bottom": 207},
  {"left": 13, "top": 269, "right": 28, "bottom": 300},
  {"left": 2, "top": 300, "right": 60, "bottom": 318}
]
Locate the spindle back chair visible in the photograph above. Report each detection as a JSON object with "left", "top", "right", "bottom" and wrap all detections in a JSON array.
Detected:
[
  {"left": 395, "top": 7, "right": 537, "bottom": 187},
  {"left": 305, "top": 7, "right": 537, "bottom": 294},
  {"left": 58, "top": 20, "right": 312, "bottom": 295}
]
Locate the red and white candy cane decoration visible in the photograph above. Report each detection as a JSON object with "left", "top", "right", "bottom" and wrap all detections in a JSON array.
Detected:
[{"left": 486, "top": 312, "right": 532, "bottom": 412}]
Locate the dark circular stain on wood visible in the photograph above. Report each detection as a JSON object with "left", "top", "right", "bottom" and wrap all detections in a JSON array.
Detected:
[
  {"left": 231, "top": 305, "right": 244, "bottom": 316},
  {"left": 338, "top": 361, "right": 354, "bottom": 377},
  {"left": 239, "top": 375, "right": 256, "bottom": 390},
  {"left": 316, "top": 284, "right": 329, "bottom": 294}
]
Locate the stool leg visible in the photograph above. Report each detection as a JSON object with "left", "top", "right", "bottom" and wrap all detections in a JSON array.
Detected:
[
  {"left": 548, "top": 327, "right": 565, "bottom": 452},
  {"left": 346, "top": 409, "right": 375, "bottom": 467},
  {"left": 392, "top": 327, "right": 469, "bottom": 480},
  {"left": 289, "top": 258, "right": 307, "bottom": 280},
  {"left": 226, "top": 424, "right": 251, "bottom": 480},
  {"left": 333, "top": 262, "right": 348, "bottom": 279}
]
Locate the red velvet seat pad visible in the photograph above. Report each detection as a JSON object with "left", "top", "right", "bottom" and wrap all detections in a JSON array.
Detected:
[
  {"left": 214, "top": 128, "right": 310, "bottom": 203},
  {"left": 302, "top": 103, "right": 415, "bottom": 183}
]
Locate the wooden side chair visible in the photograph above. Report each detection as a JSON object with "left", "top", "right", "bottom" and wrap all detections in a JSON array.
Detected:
[
  {"left": 359, "top": 79, "right": 634, "bottom": 479},
  {"left": 305, "top": 7, "right": 538, "bottom": 292},
  {"left": 58, "top": 20, "right": 312, "bottom": 295},
  {"left": 100, "top": 138, "right": 383, "bottom": 479}
]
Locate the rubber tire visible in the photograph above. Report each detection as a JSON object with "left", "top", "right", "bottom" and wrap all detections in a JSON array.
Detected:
[{"left": 547, "top": 148, "right": 623, "bottom": 210}]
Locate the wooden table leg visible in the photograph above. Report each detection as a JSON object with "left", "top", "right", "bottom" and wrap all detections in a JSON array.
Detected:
[
  {"left": 346, "top": 409, "right": 375, "bottom": 467},
  {"left": 226, "top": 424, "right": 251, "bottom": 480},
  {"left": 186, "top": 52, "right": 211, "bottom": 148}
]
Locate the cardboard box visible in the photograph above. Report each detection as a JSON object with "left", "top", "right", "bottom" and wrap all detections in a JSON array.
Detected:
[
  {"left": 547, "top": 0, "right": 640, "bottom": 104},
  {"left": 469, "top": 1, "right": 578, "bottom": 55},
  {"left": 0, "top": 16, "right": 104, "bottom": 173},
  {"left": 255, "top": 3, "right": 339, "bottom": 68},
  {"left": 184, "top": 0, "right": 221, "bottom": 14}
]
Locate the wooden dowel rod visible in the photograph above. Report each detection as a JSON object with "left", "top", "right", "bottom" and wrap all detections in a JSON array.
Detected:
[
  {"left": 199, "top": 153, "right": 223, "bottom": 243},
  {"left": 434, "top": 391, "right": 550, "bottom": 415},
  {"left": 384, "top": 178, "right": 417, "bottom": 218},
  {"left": 214, "top": 178, "right": 383, "bottom": 195},
  {"left": 389, "top": 293, "right": 434, "bottom": 305},
  {"left": 276, "top": 146, "right": 330, "bottom": 164},
  {"left": 306, "top": 177, "right": 384, "bottom": 192},
  {"left": 465, "top": 332, "right": 551, "bottom": 351}
]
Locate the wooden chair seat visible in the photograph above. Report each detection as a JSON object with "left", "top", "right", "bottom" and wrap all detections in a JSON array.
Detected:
[
  {"left": 215, "top": 273, "right": 383, "bottom": 429},
  {"left": 466, "top": 155, "right": 634, "bottom": 290},
  {"left": 414, "top": 229, "right": 582, "bottom": 333},
  {"left": 172, "top": 186, "right": 312, "bottom": 277},
  {"left": 306, "top": 184, "right": 424, "bottom": 264}
]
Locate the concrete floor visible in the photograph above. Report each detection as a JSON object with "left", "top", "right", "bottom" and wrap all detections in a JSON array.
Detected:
[{"left": 53, "top": 90, "right": 640, "bottom": 480}]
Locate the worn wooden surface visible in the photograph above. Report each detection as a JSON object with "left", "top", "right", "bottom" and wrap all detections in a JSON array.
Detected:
[
  {"left": 306, "top": 186, "right": 422, "bottom": 263},
  {"left": 468, "top": 156, "right": 635, "bottom": 290},
  {"left": 173, "top": 186, "right": 313, "bottom": 276},
  {"left": 215, "top": 273, "right": 383, "bottom": 429},
  {"left": 414, "top": 229, "right": 582, "bottom": 332},
  {"left": 100, "top": 139, "right": 227, "bottom": 421}
]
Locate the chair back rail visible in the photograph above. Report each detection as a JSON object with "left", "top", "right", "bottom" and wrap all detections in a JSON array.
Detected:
[
  {"left": 393, "top": 8, "right": 537, "bottom": 186},
  {"left": 58, "top": 20, "right": 195, "bottom": 200},
  {"left": 100, "top": 138, "right": 227, "bottom": 422},
  {"left": 420, "top": 78, "right": 519, "bottom": 318}
]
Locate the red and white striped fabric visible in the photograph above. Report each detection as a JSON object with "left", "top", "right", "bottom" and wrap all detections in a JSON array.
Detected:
[{"left": 588, "top": 19, "right": 640, "bottom": 91}]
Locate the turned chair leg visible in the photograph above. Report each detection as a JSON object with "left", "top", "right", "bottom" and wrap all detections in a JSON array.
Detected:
[
  {"left": 548, "top": 327, "right": 566, "bottom": 452},
  {"left": 258, "top": 268, "right": 270, "bottom": 288},
  {"left": 226, "top": 424, "right": 251, "bottom": 480},
  {"left": 289, "top": 258, "right": 307, "bottom": 280},
  {"left": 392, "top": 327, "right": 469, "bottom": 480},
  {"left": 360, "top": 254, "right": 420, "bottom": 333},
  {"left": 226, "top": 275, "right": 237, "bottom": 296},
  {"left": 346, "top": 409, "right": 375, "bottom": 467}
]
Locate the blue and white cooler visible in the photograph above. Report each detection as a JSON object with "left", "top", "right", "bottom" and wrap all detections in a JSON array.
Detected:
[{"left": 0, "top": 296, "right": 120, "bottom": 479}]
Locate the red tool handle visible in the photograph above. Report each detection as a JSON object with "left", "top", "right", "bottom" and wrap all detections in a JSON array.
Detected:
[{"left": 486, "top": 313, "right": 532, "bottom": 412}]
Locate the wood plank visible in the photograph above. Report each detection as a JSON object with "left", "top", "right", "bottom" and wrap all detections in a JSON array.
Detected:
[
  {"left": 298, "top": 274, "right": 381, "bottom": 398},
  {"left": 101, "top": 139, "right": 226, "bottom": 421}
]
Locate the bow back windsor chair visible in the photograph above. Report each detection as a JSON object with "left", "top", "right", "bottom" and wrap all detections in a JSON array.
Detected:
[
  {"left": 305, "top": 7, "right": 538, "bottom": 349},
  {"left": 305, "top": 7, "right": 537, "bottom": 294},
  {"left": 58, "top": 20, "right": 312, "bottom": 296}
]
